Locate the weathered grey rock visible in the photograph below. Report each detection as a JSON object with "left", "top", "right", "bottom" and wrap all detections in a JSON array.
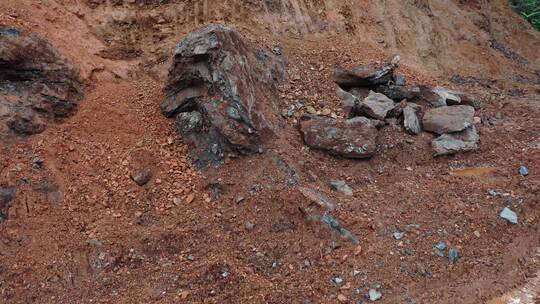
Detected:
[
  {"left": 0, "top": 28, "right": 20, "bottom": 36},
  {"left": 519, "top": 166, "right": 529, "bottom": 177},
  {"left": 420, "top": 86, "right": 480, "bottom": 109},
  {"left": 358, "top": 91, "right": 395, "bottom": 120},
  {"left": 333, "top": 55, "right": 399, "bottom": 89},
  {"left": 336, "top": 87, "right": 358, "bottom": 118},
  {"left": 433, "top": 87, "right": 461, "bottom": 106},
  {"left": 0, "top": 187, "right": 16, "bottom": 219},
  {"left": 0, "top": 32, "right": 82, "bottom": 141},
  {"left": 330, "top": 180, "right": 353, "bottom": 196},
  {"left": 348, "top": 87, "right": 370, "bottom": 100},
  {"left": 161, "top": 86, "right": 205, "bottom": 117},
  {"left": 423, "top": 105, "right": 475, "bottom": 134},
  {"left": 300, "top": 115, "right": 378, "bottom": 159},
  {"left": 163, "top": 24, "right": 286, "bottom": 168},
  {"left": 500, "top": 207, "right": 518, "bottom": 224},
  {"left": 374, "top": 85, "right": 421, "bottom": 101},
  {"left": 348, "top": 116, "right": 385, "bottom": 129},
  {"left": 403, "top": 104, "right": 421, "bottom": 135},
  {"left": 432, "top": 126, "right": 480, "bottom": 156},
  {"left": 0, "top": 187, "right": 16, "bottom": 206},
  {"left": 419, "top": 86, "right": 446, "bottom": 108},
  {"left": 6, "top": 110, "right": 45, "bottom": 135},
  {"left": 369, "top": 289, "right": 383, "bottom": 301},
  {"left": 393, "top": 74, "right": 407, "bottom": 86},
  {"left": 132, "top": 170, "right": 152, "bottom": 186}
]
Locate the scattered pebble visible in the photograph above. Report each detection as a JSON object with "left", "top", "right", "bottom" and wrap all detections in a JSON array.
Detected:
[
  {"left": 500, "top": 207, "right": 518, "bottom": 224},
  {"left": 331, "top": 277, "right": 344, "bottom": 287},
  {"left": 131, "top": 170, "right": 152, "bottom": 186},
  {"left": 393, "top": 231, "right": 405, "bottom": 240},
  {"left": 434, "top": 241, "right": 446, "bottom": 257},
  {"left": 330, "top": 180, "right": 353, "bottom": 196},
  {"left": 32, "top": 157, "right": 43, "bottom": 169},
  {"left": 448, "top": 248, "right": 459, "bottom": 264},
  {"left": 519, "top": 165, "right": 529, "bottom": 176},
  {"left": 244, "top": 222, "right": 254, "bottom": 231},
  {"left": 369, "top": 288, "right": 382, "bottom": 301},
  {"left": 187, "top": 254, "right": 195, "bottom": 261}
]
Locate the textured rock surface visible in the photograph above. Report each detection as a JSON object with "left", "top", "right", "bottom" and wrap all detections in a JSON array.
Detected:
[
  {"left": 333, "top": 55, "right": 399, "bottom": 89},
  {"left": 0, "top": 30, "right": 82, "bottom": 141},
  {"left": 374, "top": 85, "right": 421, "bottom": 101},
  {"left": 162, "top": 24, "right": 286, "bottom": 168},
  {"left": 403, "top": 104, "right": 422, "bottom": 135},
  {"left": 423, "top": 105, "right": 475, "bottom": 134},
  {"left": 300, "top": 115, "right": 377, "bottom": 159},
  {"left": 432, "top": 126, "right": 480, "bottom": 156},
  {"left": 357, "top": 91, "right": 395, "bottom": 120}
]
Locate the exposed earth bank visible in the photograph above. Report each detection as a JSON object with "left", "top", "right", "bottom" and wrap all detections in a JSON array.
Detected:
[{"left": 0, "top": 1, "right": 539, "bottom": 303}]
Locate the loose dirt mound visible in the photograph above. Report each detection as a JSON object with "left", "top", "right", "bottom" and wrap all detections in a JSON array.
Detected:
[{"left": 0, "top": 1, "right": 539, "bottom": 304}]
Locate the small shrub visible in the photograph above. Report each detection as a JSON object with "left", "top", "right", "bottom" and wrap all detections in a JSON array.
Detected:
[{"left": 510, "top": 0, "right": 540, "bottom": 30}]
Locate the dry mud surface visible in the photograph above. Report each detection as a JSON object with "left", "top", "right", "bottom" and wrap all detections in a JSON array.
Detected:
[{"left": 0, "top": 1, "right": 539, "bottom": 303}]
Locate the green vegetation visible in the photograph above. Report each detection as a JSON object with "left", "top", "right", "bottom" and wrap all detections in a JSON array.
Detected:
[{"left": 510, "top": 0, "right": 540, "bottom": 30}]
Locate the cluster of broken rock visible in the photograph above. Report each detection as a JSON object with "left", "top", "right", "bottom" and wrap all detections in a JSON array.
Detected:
[
  {"left": 161, "top": 25, "right": 481, "bottom": 166},
  {"left": 0, "top": 24, "right": 479, "bottom": 164},
  {"left": 300, "top": 55, "right": 481, "bottom": 158}
]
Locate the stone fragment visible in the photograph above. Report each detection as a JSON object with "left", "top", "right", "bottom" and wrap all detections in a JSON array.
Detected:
[
  {"left": 500, "top": 207, "right": 518, "bottom": 224},
  {"left": 300, "top": 116, "right": 378, "bottom": 159},
  {"left": 357, "top": 91, "right": 395, "bottom": 120},
  {"left": 423, "top": 105, "right": 475, "bottom": 134},
  {"left": 132, "top": 170, "right": 152, "bottom": 186},
  {"left": 403, "top": 104, "right": 421, "bottom": 135},
  {"left": 432, "top": 126, "right": 479, "bottom": 156},
  {"left": 330, "top": 180, "right": 353, "bottom": 196}
]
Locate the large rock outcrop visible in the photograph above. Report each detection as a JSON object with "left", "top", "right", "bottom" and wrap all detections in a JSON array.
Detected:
[
  {"left": 0, "top": 30, "right": 82, "bottom": 141},
  {"left": 162, "top": 24, "right": 286, "bottom": 168}
]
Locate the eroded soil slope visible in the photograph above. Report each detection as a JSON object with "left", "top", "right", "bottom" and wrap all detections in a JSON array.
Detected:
[{"left": 0, "top": 1, "right": 539, "bottom": 303}]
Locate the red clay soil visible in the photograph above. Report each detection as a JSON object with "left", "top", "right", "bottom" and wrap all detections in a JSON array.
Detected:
[{"left": 1, "top": 1, "right": 539, "bottom": 303}]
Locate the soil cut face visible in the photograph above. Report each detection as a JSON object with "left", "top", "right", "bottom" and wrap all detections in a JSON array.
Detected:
[{"left": 0, "top": 1, "right": 539, "bottom": 304}]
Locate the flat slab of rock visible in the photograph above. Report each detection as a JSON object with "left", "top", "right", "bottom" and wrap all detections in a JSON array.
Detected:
[
  {"left": 420, "top": 86, "right": 480, "bottom": 109},
  {"left": 162, "top": 24, "right": 286, "bottom": 168},
  {"left": 374, "top": 85, "right": 421, "bottom": 101},
  {"left": 423, "top": 105, "right": 475, "bottom": 134},
  {"left": 403, "top": 104, "right": 421, "bottom": 135},
  {"left": 432, "top": 126, "right": 479, "bottom": 156},
  {"left": 0, "top": 30, "right": 82, "bottom": 141},
  {"left": 333, "top": 55, "right": 399, "bottom": 89},
  {"left": 300, "top": 116, "right": 377, "bottom": 159},
  {"left": 358, "top": 91, "right": 395, "bottom": 120}
]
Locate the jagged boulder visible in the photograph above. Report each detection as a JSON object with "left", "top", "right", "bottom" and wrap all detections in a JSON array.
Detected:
[
  {"left": 300, "top": 115, "right": 377, "bottom": 159},
  {"left": 0, "top": 29, "right": 82, "bottom": 141},
  {"left": 162, "top": 24, "right": 286, "bottom": 168}
]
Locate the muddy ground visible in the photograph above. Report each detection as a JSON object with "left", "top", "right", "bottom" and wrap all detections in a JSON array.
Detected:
[{"left": 0, "top": 1, "right": 539, "bottom": 303}]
